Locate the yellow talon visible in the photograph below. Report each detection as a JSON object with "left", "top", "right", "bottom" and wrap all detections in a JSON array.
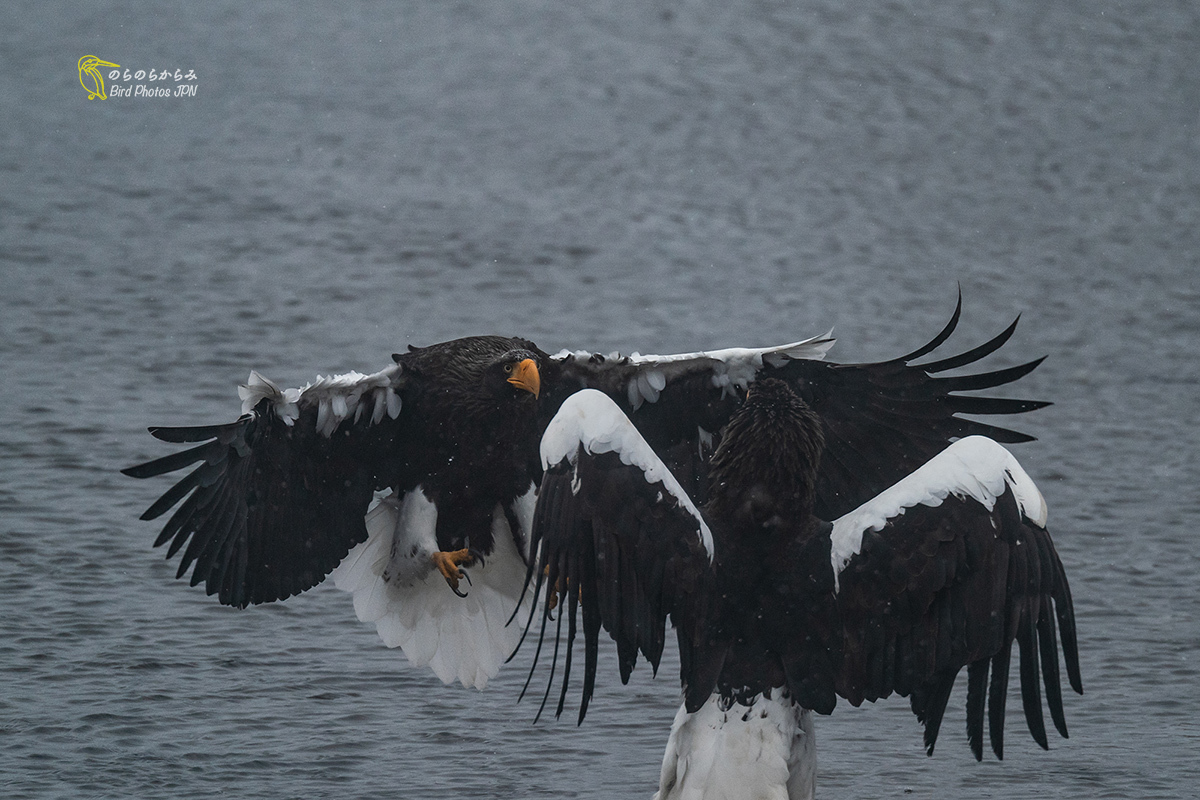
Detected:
[
  {"left": 545, "top": 573, "right": 580, "bottom": 613},
  {"left": 431, "top": 549, "right": 475, "bottom": 593},
  {"left": 542, "top": 564, "right": 561, "bottom": 612}
]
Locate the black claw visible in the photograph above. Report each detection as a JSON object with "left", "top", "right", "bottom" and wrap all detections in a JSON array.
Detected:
[
  {"left": 461, "top": 569, "right": 473, "bottom": 588},
  {"left": 468, "top": 548, "right": 487, "bottom": 569},
  {"left": 451, "top": 582, "right": 469, "bottom": 599}
]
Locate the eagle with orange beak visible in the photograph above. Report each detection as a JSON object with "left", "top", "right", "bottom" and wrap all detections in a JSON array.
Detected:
[{"left": 123, "top": 297, "right": 1050, "bottom": 690}]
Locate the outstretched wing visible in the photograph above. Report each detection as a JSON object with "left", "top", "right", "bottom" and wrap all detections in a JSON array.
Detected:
[
  {"left": 829, "top": 436, "right": 1081, "bottom": 760},
  {"left": 547, "top": 292, "right": 1049, "bottom": 516},
  {"left": 544, "top": 334, "right": 835, "bottom": 497},
  {"left": 779, "top": 294, "right": 1051, "bottom": 519},
  {"left": 524, "top": 389, "right": 715, "bottom": 723},
  {"left": 122, "top": 367, "right": 406, "bottom": 608}
]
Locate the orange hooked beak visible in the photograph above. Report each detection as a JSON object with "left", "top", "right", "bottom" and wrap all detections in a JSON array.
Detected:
[{"left": 507, "top": 358, "right": 540, "bottom": 398}]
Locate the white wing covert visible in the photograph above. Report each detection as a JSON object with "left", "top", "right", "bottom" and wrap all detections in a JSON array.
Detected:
[
  {"left": 526, "top": 390, "right": 718, "bottom": 723},
  {"left": 829, "top": 437, "right": 1080, "bottom": 760}
]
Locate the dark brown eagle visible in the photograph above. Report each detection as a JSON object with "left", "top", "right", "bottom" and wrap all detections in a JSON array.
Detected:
[
  {"left": 524, "top": 378, "right": 1079, "bottom": 799},
  {"left": 123, "top": 295, "right": 1050, "bottom": 689}
]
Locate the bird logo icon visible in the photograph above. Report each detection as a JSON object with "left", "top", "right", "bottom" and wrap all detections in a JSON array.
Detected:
[{"left": 78, "top": 55, "right": 120, "bottom": 100}]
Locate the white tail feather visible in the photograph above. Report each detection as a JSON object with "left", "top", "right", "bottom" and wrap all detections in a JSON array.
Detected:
[
  {"left": 330, "top": 486, "right": 536, "bottom": 689},
  {"left": 655, "top": 693, "right": 815, "bottom": 800}
]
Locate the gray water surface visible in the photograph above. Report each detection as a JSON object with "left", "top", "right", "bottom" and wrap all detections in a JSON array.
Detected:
[{"left": 2, "top": 2, "right": 1198, "bottom": 798}]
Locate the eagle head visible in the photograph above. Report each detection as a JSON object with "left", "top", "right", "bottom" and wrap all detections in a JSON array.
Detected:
[
  {"left": 492, "top": 348, "right": 541, "bottom": 400},
  {"left": 707, "top": 378, "right": 825, "bottom": 526}
]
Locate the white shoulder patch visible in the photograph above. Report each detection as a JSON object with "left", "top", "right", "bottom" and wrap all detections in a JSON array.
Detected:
[
  {"left": 828, "top": 436, "right": 1048, "bottom": 588},
  {"left": 238, "top": 364, "right": 403, "bottom": 436},
  {"left": 626, "top": 331, "right": 836, "bottom": 371},
  {"left": 540, "top": 389, "right": 714, "bottom": 560},
  {"left": 237, "top": 371, "right": 302, "bottom": 424},
  {"left": 551, "top": 334, "right": 837, "bottom": 410},
  {"left": 628, "top": 333, "right": 836, "bottom": 408}
]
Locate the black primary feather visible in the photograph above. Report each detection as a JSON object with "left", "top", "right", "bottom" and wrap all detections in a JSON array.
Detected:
[
  {"left": 525, "top": 372, "right": 1078, "bottom": 768},
  {"left": 124, "top": 336, "right": 550, "bottom": 606}
]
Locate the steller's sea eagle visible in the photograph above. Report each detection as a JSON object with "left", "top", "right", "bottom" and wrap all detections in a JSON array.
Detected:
[
  {"left": 524, "top": 379, "right": 1080, "bottom": 799},
  {"left": 123, "top": 295, "right": 1051, "bottom": 690}
]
